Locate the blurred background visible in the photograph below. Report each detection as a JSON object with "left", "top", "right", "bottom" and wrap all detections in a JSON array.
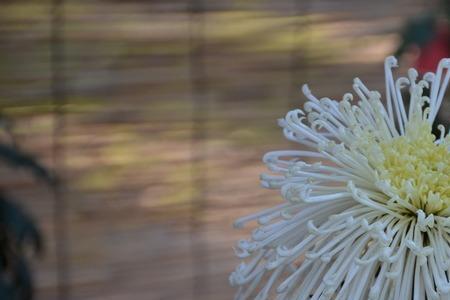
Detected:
[{"left": 0, "top": 0, "right": 446, "bottom": 299}]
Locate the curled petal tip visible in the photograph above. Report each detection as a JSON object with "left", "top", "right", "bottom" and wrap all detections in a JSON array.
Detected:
[
  {"left": 301, "top": 84, "right": 311, "bottom": 95},
  {"left": 438, "top": 57, "right": 450, "bottom": 68},
  {"left": 384, "top": 56, "right": 398, "bottom": 67},
  {"left": 423, "top": 71, "right": 435, "bottom": 82},
  {"left": 233, "top": 220, "right": 245, "bottom": 229},
  {"left": 408, "top": 68, "right": 418, "bottom": 79}
]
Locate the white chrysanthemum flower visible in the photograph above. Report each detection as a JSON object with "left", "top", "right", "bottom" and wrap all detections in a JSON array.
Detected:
[{"left": 230, "top": 57, "right": 450, "bottom": 300}]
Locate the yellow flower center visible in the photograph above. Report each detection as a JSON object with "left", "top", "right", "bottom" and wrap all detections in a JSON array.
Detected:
[{"left": 374, "top": 121, "right": 450, "bottom": 215}]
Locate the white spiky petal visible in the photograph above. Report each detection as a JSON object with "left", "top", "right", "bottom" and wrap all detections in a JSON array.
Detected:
[{"left": 230, "top": 57, "right": 450, "bottom": 300}]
